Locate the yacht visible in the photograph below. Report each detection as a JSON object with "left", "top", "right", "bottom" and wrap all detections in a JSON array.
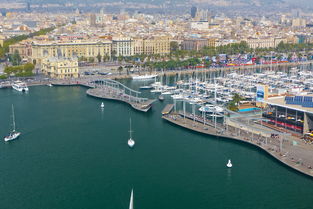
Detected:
[
  {"left": 4, "top": 105, "right": 21, "bottom": 142},
  {"left": 132, "top": 74, "right": 158, "bottom": 80},
  {"left": 128, "top": 118, "right": 135, "bottom": 148},
  {"left": 227, "top": 159, "right": 232, "bottom": 168},
  {"left": 12, "top": 81, "right": 29, "bottom": 92},
  {"left": 139, "top": 85, "right": 153, "bottom": 89},
  {"left": 158, "top": 95, "right": 164, "bottom": 101}
]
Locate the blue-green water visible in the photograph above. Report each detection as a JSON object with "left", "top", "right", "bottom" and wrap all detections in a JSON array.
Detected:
[{"left": 0, "top": 82, "right": 312, "bottom": 209}]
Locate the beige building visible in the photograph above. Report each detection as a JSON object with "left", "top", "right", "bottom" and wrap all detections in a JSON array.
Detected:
[
  {"left": 245, "top": 38, "right": 287, "bottom": 49},
  {"left": 32, "top": 40, "right": 112, "bottom": 64},
  {"left": 134, "top": 36, "right": 170, "bottom": 55},
  {"left": 9, "top": 42, "right": 32, "bottom": 59},
  {"left": 41, "top": 57, "right": 79, "bottom": 79},
  {"left": 0, "top": 34, "right": 5, "bottom": 47}
]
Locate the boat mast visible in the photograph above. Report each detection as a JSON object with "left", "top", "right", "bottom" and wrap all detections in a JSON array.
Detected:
[
  {"left": 129, "top": 118, "right": 132, "bottom": 139},
  {"left": 12, "top": 104, "right": 16, "bottom": 132}
]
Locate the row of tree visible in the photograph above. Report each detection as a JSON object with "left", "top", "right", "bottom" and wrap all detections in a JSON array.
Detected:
[{"left": 2, "top": 63, "right": 35, "bottom": 78}]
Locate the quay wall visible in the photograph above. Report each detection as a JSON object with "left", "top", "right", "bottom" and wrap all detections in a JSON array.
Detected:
[{"left": 162, "top": 114, "right": 313, "bottom": 178}]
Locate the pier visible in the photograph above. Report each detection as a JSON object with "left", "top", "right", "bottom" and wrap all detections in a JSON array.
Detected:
[
  {"left": 162, "top": 104, "right": 174, "bottom": 115},
  {"left": 52, "top": 79, "right": 155, "bottom": 112},
  {"left": 86, "top": 79, "right": 155, "bottom": 112},
  {"left": 162, "top": 110, "right": 313, "bottom": 178}
]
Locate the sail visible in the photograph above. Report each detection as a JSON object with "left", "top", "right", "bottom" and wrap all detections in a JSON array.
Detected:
[{"left": 129, "top": 189, "right": 134, "bottom": 209}]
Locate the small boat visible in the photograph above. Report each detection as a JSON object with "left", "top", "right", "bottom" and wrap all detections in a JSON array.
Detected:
[
  {"left": 226, "top": 159, "right": 232, "bottom": 168},
  {"left": 140, "top": 85, "right": 153, "bottom": 90},
  {"left": 128, "top": 118, "right": 135, "bottom": 148},
  {"left": 4, "top": 104, "right": 21, "bottom": 142},
  {"left": 158, "top": 95, "right": 164, "bottom": 101},
  {"left": 129, "top": 189, "right": 134, "bottom": 209},
  {"left": 132, "top": 74, "right": 158, "bottom": 80},
  {"left": 12, "top": 81, "right": 29, "bottom": 92},
  {"left": 161, "top": 91, "right": 172, "bottom": 95},
  {"left": 47, "top": 83, "right": 53, "bottom": 87},
  {"left": 100, "top": 102, "right": 104, "bottom": 108}
]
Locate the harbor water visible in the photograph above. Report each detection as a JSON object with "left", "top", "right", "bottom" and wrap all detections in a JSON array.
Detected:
[{"left": 0, "top": 81, "right": 313, "bottom": 209}]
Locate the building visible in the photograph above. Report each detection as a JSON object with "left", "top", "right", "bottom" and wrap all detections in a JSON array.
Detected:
[
  {"left": 0, "top": 34, "right": 5, "bottom": 47},
  {"left": 9, "top": 42, "right": 32, "bottom": 59},
  {"left": 31, "top": 40, "right": 112, "bottom": 64},
  {"left": 41, "top": 56, "right": 79, "bottom": 79},
  {"left": 182, "top": 38, "right": 208, "bottom": 51},
  {"left": 90, "top": 14, "right": 97, "bottom": 27},
  {"left": 190, "top": 21, "right": 209, "bottom": 30},
  {"left": 112, "top": 37, "right": 134, "bottom": 57},
  {"left": 245, "top": 38, "right": 287, "bottom": 49},
  {"left": 262, "top": 95, "right": 313, "bottom": 135},
  {"left": 292, "top": 18, "right": 306, "bottom": 27},
  {"left": 134, "top": 36, "right": 170, "bottom": 55},
  {"left": 191, "top": 6, "right": 197, "bottom": 18}
]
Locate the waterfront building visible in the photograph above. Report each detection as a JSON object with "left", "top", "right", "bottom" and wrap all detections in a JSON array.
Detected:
[
  {"left": 41, "top": 56, "right": 79, "bottom": 79},
  {"left": 245, "top": 38, "right": 287, "bottom": 49},
  {"left": 31, "top": 40, "right": 112, "bottom": 64},
  {"left": 9, "top": 42, "right": 32, "bottom": 59},
  {"left": 134, "top": 36, "right": 170, "bottom": 55},
  {"left": 182, "top": 38, "right": 208, "bottom": 51},
  {"left": 112, "top": 37, "right": 134, "bottom": 57}
]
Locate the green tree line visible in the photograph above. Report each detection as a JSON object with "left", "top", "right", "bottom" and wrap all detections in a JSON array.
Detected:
[{"left": 1, "top": 63, "right": 35, "bottom": 79}]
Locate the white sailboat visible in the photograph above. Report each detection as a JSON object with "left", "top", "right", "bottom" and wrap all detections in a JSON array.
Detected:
[
  {"left": 101, "top": 102, "right": 104, "bottom": 108},
  {"left": 129, "top": 189, "right": 134, "bottom": 209},
  {"left": 128, "top": 118, "right": 135, "bottom": 148},
  {"left": 4, "top": 104, "right": 21, "bottom": 142},
  {"left": 226, "top": 159, "right": 232, "bottom": 168}
]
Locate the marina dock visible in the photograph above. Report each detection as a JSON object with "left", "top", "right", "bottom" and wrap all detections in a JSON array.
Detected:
[
  {"left": 163, "top": 111, "right": 313, "bottom": 178},
  {"left": 162, "top": 104, "right": 174, "bottom": 115}
]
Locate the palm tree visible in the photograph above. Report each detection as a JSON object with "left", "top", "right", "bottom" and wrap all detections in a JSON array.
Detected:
[{"left": 117, "top": 66, "right": 123, "bottom": 75}]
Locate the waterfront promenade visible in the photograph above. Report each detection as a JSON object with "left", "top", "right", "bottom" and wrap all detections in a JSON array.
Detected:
[
  {"left": 162, "top": 111, "right": 313, "bottom": 178},
  {"left": 88, "top": 60, "right": 313, "bottom": 80}
]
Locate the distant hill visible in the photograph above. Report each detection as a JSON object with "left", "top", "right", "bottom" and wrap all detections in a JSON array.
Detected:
[{"left": 0, "top": 0, "right": 312, "bottom": 10}]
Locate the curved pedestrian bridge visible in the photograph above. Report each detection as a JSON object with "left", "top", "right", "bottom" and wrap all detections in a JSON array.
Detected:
[{"left": 52, "top": 79, "right": 155, "bottom": 112}]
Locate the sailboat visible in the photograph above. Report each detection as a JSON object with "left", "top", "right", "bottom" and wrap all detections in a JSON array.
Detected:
[
  {"left": 129, "top": 189, "right": 134, "bottom": 209},
  {"left": 4, "top": 105, "right": 21, "bottom": 142},
  {"left": 226, "top": 159, "right": 232, "bottom": 168},
  {"left": 128, "top": 118, "right": 135, "bottom": 148},
  {"left": 101, "top": 102, "right": 104, "bottom": 108}
]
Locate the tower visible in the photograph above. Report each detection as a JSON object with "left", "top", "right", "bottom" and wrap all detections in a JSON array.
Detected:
[{"left": 191, "top": 6, "right": 197, "bottom": 18}]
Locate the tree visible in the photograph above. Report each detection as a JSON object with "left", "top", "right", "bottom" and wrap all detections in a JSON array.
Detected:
[
  {"left": 117, "top": 66, "right": 123, "bottom": 75},
  {"left": 97, "top": 53, "right": 102, "bottom": 62},
  {"left": 11, "top": 50, "right": 21, "bottom": 66},
  {"left": 170, "top": 41, "right": 179, "bottom": 51},
  {"left": 88, "top": 57, "right": 95, "bottom": 63}
]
